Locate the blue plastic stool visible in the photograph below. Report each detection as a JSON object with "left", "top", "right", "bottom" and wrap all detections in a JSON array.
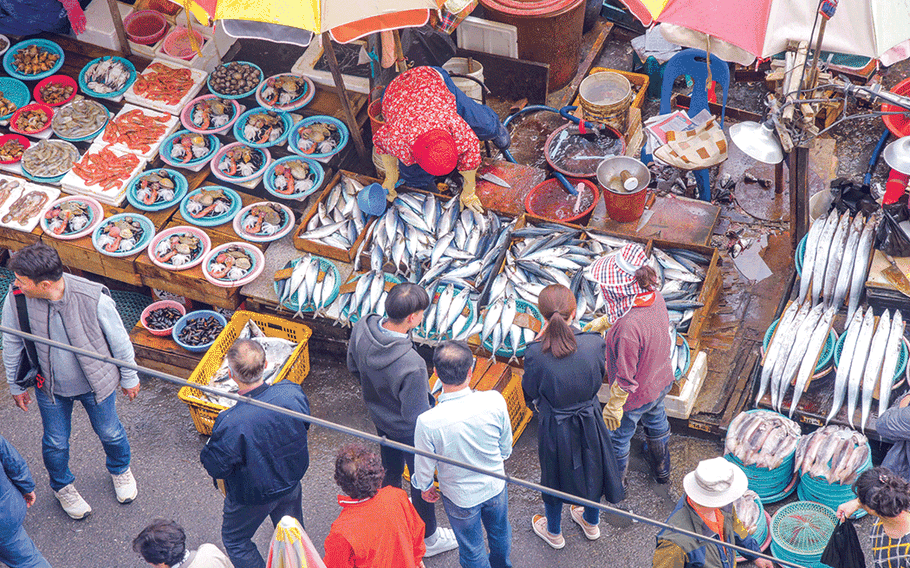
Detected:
[{"left": 659, "top": 49, "right": 731, "bottom": 201}]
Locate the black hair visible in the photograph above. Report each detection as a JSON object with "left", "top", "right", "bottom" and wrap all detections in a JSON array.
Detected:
[
  {"left": 132, "top": 519, "right": 186, "bottom": 565},
  {"left": 433, "top": 340, "right": 473, "bottom": 385},
  {"left": 385, "top": 283, "right": 430, "bottom": 323},
  {"left": 854, "top": 467, "right": 910, "bottom": 518},
  {"left": 226, "top": 339, "right": 266, "bottom": 385},
  {"left": 9, "top": 242, "right": 64, "bottom": 283},
  {"left": 334, "top": 443, "right": 385, "bottom": 500}
]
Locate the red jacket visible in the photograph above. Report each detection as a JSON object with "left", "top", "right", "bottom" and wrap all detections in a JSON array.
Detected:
[{"left": 323, "top": 486, "right": 426, "bottom": 568}]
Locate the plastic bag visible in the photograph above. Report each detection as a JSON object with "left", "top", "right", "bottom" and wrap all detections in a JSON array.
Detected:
[
  {"left": 819, "top": 520, "right": 865, "bottom": 568},
  {"left": 875, "top": 194, "right": 910, "bottom": 257},
  {"left": 400, "top": 26, "right": 456, "bottom": 68},
  {"left": 831, "top": 178, "right": 878, "bottom": 217}
]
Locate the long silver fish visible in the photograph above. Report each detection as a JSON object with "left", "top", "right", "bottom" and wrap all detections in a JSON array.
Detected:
[
  {"left": 847, "top": 308, "right": 877, "bottom": 428},
  {"left": 822, "top": 212, "right": 851, "bottom": 306},
  {"left": 773, "top": 303, "right": 824, "bottom": 411},
  {"left": 757, "top": 301, "right": 801, "bottom": 404},
  {"left": 799, "top": 215, "right": 826, "bottom": 303},
  {"left": 879, "top": 310, "right": 905, "bottom": 419},
  {"left": 847, "top": 217, "right": 876, "bottom": 321},
  {"left": 832, "top": 214, "right": 864, "bottom": 309},
  {"left": 861, "top": 310, "right": 891, "bottom": 432},
  {"left": 769, "top": 302, "right": 813, "bottom": 410},
  {"left": 789, "top": 306, "right": 835, "bottom": 417},
  {"left": 827, "top": 307, "right": 865, "bottom": 424},
  {"left": 811, "top": 210, "right": 840, "bottom": 304}
]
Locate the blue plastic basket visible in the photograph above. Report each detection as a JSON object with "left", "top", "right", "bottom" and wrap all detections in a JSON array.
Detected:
[
  {"left": 172, "top": 310, "right": 227, "bottom": 353},
  {"left": 674, "top": 334, "right": 691, "bottom": 379},
  {"left": 263, "top": 155, "right": 324, "bottom": 201},
  {"left": 206, "top": 61, "right": 263, "bottom": 100},
  {"left": 127, "top": 169, "right": 188, "bottom": 212},
  {"left": 179, "top": 186, "right": 241, "bottom": 227},
  {"left": 338, "top": 272, "right": 402, "bottom": 324},
  {"left": 770, "top": 501, "right": 837, "bottom": 568},
  {"left": 78, "top": 56, "right": 137, "bottom": 99},
  {"left": 233, "top": 107, "right": 292, "bottom": 148},
  {"left": 762, "top": 318, "right": 837, "bottom": 376},
  {"left": 797, "top": 438, "right": 872, "bottom": 518},
  {"left": 2, "top": 39, "right": 64, "bottom": 81},
  {"left": 0, "top": 77, "right": 29, "bottom": 121},
  {"left": 795, "top": 233, "right": 806, "bottom": 276},
  {"left": 481, "top": 298, "right": 543, "bottom": 358},
  {"left": 415, "top": 284, "right": 477, "bottom": 342},
  {"left": 287, "top": 115, "right": 349, "bottom": 160}
]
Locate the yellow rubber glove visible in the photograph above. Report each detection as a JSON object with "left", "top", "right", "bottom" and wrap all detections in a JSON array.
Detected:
[
  {"left": 459, "top": 169, "right": 484, "bottom": 213},
  {"left": 602, "top": 382, "right": 629, "bottom": 430},
  {"left": 583, "top": 314, "right": 612, "bottom": 334},
  {"left": 380, "top": 154, "right": 399, "bottom": 202}
]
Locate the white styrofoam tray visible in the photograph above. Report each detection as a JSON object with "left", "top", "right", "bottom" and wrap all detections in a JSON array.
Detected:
[
  {"left": 123, "top": 58, "right": 207, "bottom": 116},
  {"left": 61, "top": 142, "right": 146, "bottom": 207},
  {"left": 291, "top": 34, "right": 370, "bottom": 95},
  {"left": 0, "top": 179, "right": 61, "bottom": 232},
  {"left": 456, "top": 17, "right": 519, "bottom": 59},
  {"left": 102, "top": 103, "right": 180, "bottom": 161}
]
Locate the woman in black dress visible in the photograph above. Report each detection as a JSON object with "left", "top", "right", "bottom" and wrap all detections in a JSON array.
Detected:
[{"left": 523, "top": 284, "right": 624, "bottom": 550}]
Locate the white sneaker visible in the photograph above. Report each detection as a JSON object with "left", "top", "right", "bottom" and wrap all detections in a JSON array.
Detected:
[
  {"left": 54, "top": 484, "right": 91, "bottom": 520},
  {"left": 112, "top": 468, "right": 137, "bottom": 503},
  {"left": 424, "top": 527, "right": 459, "bottom": 557}
]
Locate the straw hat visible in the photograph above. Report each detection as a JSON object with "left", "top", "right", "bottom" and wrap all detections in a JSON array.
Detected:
[{"left": 683, "top": 457, "right": 748, "bottom": 508}]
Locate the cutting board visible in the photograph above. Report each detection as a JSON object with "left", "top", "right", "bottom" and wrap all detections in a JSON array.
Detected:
[
  {"left": 475, "top": 159, "right": 547, "bottom": 217},
  {"left": 588, "top": 193, "right": 720, "bottom": 247},
  {"left": 867, "top": 250, "right": 910, "bottom": 292}
]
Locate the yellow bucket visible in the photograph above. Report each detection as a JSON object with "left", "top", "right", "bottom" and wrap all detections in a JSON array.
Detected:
[{"left": 579, "top": 71, "right": 632, "bottom": 132}]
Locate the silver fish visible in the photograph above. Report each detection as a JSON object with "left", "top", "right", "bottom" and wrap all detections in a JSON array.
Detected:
[
  {"left": 848, "top": 217, "right": 876, "bottom": 321},
  {"left": 822, "top": 212, "right": 850, "bottom": 306},
  {"left": 827, "top": 307, "right": 864, "bottom": 424},
  {"left": 861, "top": 310, "right": 891, "bottom": 432},
  {"left": 789, "top": 306, "right": 835, "bottom": 418},
  {"left": 799, "top": 214, "right": 825, "bottom": 303},
  {"left": 847, "top": 308, "right": 877, "bottom": 429},
  {"left": 757, "top": 301, "right": 801, "bottom": 404},
  {"left": 770, "top": 302, "right": 816, "bottom": 411},
  {"left": 811, "top": 210, "right": 839, "bottom": 304},
  {"left": 832, "top": 214, "right": 864, "bottom": 309},
  {"left": 879, "top": 310, "right": 905, "bottom": 418}
]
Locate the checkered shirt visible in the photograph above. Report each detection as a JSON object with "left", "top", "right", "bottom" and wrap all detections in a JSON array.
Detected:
[
  {"left": 872, "top": 520, "right": 910, "bottom": 568},
  {"left": 589, "top": 244, "right": 650, "bottom": 323}
]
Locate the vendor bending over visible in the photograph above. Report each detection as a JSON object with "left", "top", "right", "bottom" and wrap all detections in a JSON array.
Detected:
[{"left": 373, "top": 66, "right": 510, "bottom": 213}]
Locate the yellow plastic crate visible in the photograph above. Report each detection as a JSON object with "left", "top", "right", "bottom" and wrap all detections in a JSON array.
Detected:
[{"left": 177, "top": 311, "right": 312, "bottom": 435}]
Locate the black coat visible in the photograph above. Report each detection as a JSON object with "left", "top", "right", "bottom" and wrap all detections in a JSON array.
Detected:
[
  {"left": 523, "top": 329, "right": 624, "bottom": 504},
  {"left": 201, "top": 381, "right": 311, "bottom": 505}
]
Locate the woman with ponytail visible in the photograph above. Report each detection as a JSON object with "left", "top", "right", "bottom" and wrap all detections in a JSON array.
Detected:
[
  {"left": 522, "top": 284, "right": 624, "bottom": 550},
  {"left": 587, "top": 243, "right": 675, "bottom": 487}
]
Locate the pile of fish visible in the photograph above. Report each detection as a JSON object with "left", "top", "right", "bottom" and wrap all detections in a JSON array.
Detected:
[
  {"left": 724, "top": 410, "right": 801, "bottom": 469},
  {"left": 275, "top": 254, "right": 338, "bottom": 318},
  {"left": 479, "top": 295, "right": 538, "bottom": 361},
  {"left": 82, "top": 57, "right": 131, "bottom": 94},
  {"left": 297, "top": 176, "right": 366, "bottom": 250},
  {"left": 794, "top": 426, "right": 869, "bottom": 484},
  {"left": 732, "top": 490, "right": 764, "bottom": 536},
  {"left": 756, "top": 301, "right": 836, "bottom": 417},
  {"left": 828, "top": 307, "right": 905, "bottom": 430},
  {"left": 799, "top": 209, "right": 876, "bottom": 318},
  {"left": 335, "top": 270, "right": 397, "bottom": 326},
  {"left": 203, "top": 319, "right": 297, "bottom": 407},
  {"left": 361, "top": 191, "right": 512, "bottom": 292},
  {"left": 415, "top": 283, "right": 478, "bottom": 343}
]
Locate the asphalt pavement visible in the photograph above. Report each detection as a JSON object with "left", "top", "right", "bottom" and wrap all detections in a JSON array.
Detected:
[{"left": 0, "top": 350, "right": 755, "bottom": 568}]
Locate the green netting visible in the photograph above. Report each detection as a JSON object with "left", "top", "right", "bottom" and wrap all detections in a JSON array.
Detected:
[{"left": 110, "top": 289, "right": 154, "bottom": 332}]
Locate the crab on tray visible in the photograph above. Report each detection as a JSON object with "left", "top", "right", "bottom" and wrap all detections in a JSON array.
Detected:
[{"left": 148, "top": 226, "right": 211, "bottom": 271}]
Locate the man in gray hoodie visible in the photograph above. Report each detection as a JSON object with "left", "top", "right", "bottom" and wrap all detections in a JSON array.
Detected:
[{"left": 347, "top": 283, "right": 458, "bottom": 558}]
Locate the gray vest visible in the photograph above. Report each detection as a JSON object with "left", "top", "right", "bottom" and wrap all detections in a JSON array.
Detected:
[{"left": 26, "top": 274, "right": 120, "bottom": 403}]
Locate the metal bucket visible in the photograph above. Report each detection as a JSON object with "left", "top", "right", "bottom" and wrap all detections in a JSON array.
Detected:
[
  {"left": 596, "top": 156, "right": 650, "bottom": 223},
  {"left": 443, "top": 57, "right": 484, "bottom": 103},
  {"left": 579, "top": 71, "right": 632, "bottom": 132}
]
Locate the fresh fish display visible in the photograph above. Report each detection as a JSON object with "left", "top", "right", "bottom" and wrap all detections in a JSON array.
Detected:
[
  {"left": 43, "top": 199, "right": 92, "bottom": 235},
  {"left": 415, "top": 283, "right": 478, "bottom": 343},
  {"left": 366, "top": 191, "right": 511, "bottom": 292},
  {"left": 294, "top": 120, "right": 342, "bottom": 155},
  {"left": 799, "top": 209, "right": 875, "bottom": 312},
  {"left": 788, "top": 306, "right": 836, "bottom": 417},
  {"left": 82, "top": 57, "right": 131, "bottom": 94},
  {"left": 757, "top": 301, "right": 801, "bottom": 404},
  {"left": 861, "top": 310, "right": 891, "bottom": 431},
  {"left": 334, "top": 270, "right": 398, "bottom": 327},
  {"left": 152, "top": 232, "right": 204, "bottom": 269},
  {"left": 207, "top": 245, "right": 255, "bottom": 282},
  {"left": 846, "top": 308, "right": 877, "bottom": 428},
  {"left": 794, "top": 426, "right": 869, "bottom": 485},
  {"left": 275, "top": 255, "right": 337, "bottom": 318},
  {"left": 216, "top": 145, "right": 266, "bottom": 179},
  {"left": 271, "top": 159, "right": 316, "bottom": 195},
  {"left": 879, "top": 311, "right": 905, "bottom": 418},
  {"left": 298, "top": 176, "right": 366, "bottom": 251},
  {"left": 51, "top": 99, "right": 107, "bottom": 139},
  {"left": 827, "top": 307, "right": 865, "bottom": 424},
  {"left": 732, "top": 490, "right": 764, "bottom": 536},
  {"left": 724, "top": 410, "right": 801, "bottom": 470},
  {"left": 239, "top": 203, "right": 289, "bottom": 237},
  {"left": 771, "top": 303, "right": 825, "bottom": 412},
  {"left": 2, "top": 190, "right": 49, "bottom": 225},
  {"left": 479, "top": 294, "right": 539, "bottom": 361}
]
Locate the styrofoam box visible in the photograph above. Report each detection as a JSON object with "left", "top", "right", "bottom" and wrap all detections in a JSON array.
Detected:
[
  {"left": 79, "top": 0, "right": 133, "bottom": 52},
  {"left": 61, "top": 142, "right": 146, "bottom": 207},
  {"left": 103, "top": 103, "right": 180, "bottom": 161},
  {"left": 154, "top": 24, "right": 225, "bottom": 73},
  {"left": 123, "top": 58, "right": 207, "bottom": 115},
  {"left": 456, "top": 17, "right": 519, "bottom": 59},
  {"left": 664, "top": 351, "right": 708, "bottom": 420}
]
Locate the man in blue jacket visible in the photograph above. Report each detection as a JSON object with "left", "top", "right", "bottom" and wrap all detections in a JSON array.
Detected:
[
  {"left": 200, "top": 339, "right": 310, "bottom": 568},
  {"left": 0, "top": 434, "right": 50, "bottom": 568}
]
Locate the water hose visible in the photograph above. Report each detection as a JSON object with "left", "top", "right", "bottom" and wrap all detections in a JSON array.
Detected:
[{"left": 863, "top": 129, "right": 890, "bottom": 187}]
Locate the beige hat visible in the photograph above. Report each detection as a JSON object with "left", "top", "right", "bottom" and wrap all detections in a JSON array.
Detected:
[{"left": 683, "top": 457, "right": 748, "bottom": 508}]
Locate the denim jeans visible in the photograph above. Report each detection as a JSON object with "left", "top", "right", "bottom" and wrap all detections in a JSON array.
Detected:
[
  {"left": 0, "top": 524, "right": 50, "bottom": 568},
  {"left": 543, "top": 499, "right": 598, "bottom": 535},
  {"left": 222, "top": 484, "right": 302, "bottom": 568},
  {"left": 35, "top": 388, "right": 131, "bottom": 491},
  {"left": 610, "top": 384, "right": 672, "bottom": 462},
  {"left": 441, "top": 486, "right": 512, "bottom": 568},
  {"left": 375, "top": 427, "right": 437, "bottom": 538}
]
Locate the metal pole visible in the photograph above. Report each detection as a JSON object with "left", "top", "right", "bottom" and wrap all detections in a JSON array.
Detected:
[
  {"left": 321, "top": 32, "right": 368, "bottom": 161},
  {"left": 789, "top": 146, "right": 811, "bottom": 248}
]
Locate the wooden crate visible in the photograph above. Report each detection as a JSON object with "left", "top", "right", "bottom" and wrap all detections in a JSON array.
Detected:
[
  {"left": 651, "top": 238, "right": 721, "bottom": 346},
  {"left": 0, "top": 225, "right": 42, "bottom": 251},
  {"left": 293, "top": 170, "right": 376, "bottom": 264},
  {"left": 135, "top": 220, "right": 266, "bottom": 309}
]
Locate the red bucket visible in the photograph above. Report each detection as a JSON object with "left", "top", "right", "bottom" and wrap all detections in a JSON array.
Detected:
[
  {"left": 883, "top": 77, "right": 910, "bottom": 138},
  {"left": 524, "top": 177, "right": 599, "bottom": 225},
  {"left": 595, "top": 156, "right": 651, "bottom": 223},
  {"left": 124, "top": 10, "right": 168, "bottom": 45}
]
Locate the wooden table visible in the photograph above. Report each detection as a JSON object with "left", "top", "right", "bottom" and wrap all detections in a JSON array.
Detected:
[
  {"left": 588, "top": 193, "right": 720, "bottom": 248},
  {"left": 130, "top": 322, "right": 203, "bottom": 378}
]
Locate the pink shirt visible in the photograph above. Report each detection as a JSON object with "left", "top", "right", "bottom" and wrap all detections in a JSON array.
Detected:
[
  {"left": 604, "top": 294, "right": 675, "bottom": 411},
  {"left": 373, "top": 67, "right": 481, "bottom": 172}
]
